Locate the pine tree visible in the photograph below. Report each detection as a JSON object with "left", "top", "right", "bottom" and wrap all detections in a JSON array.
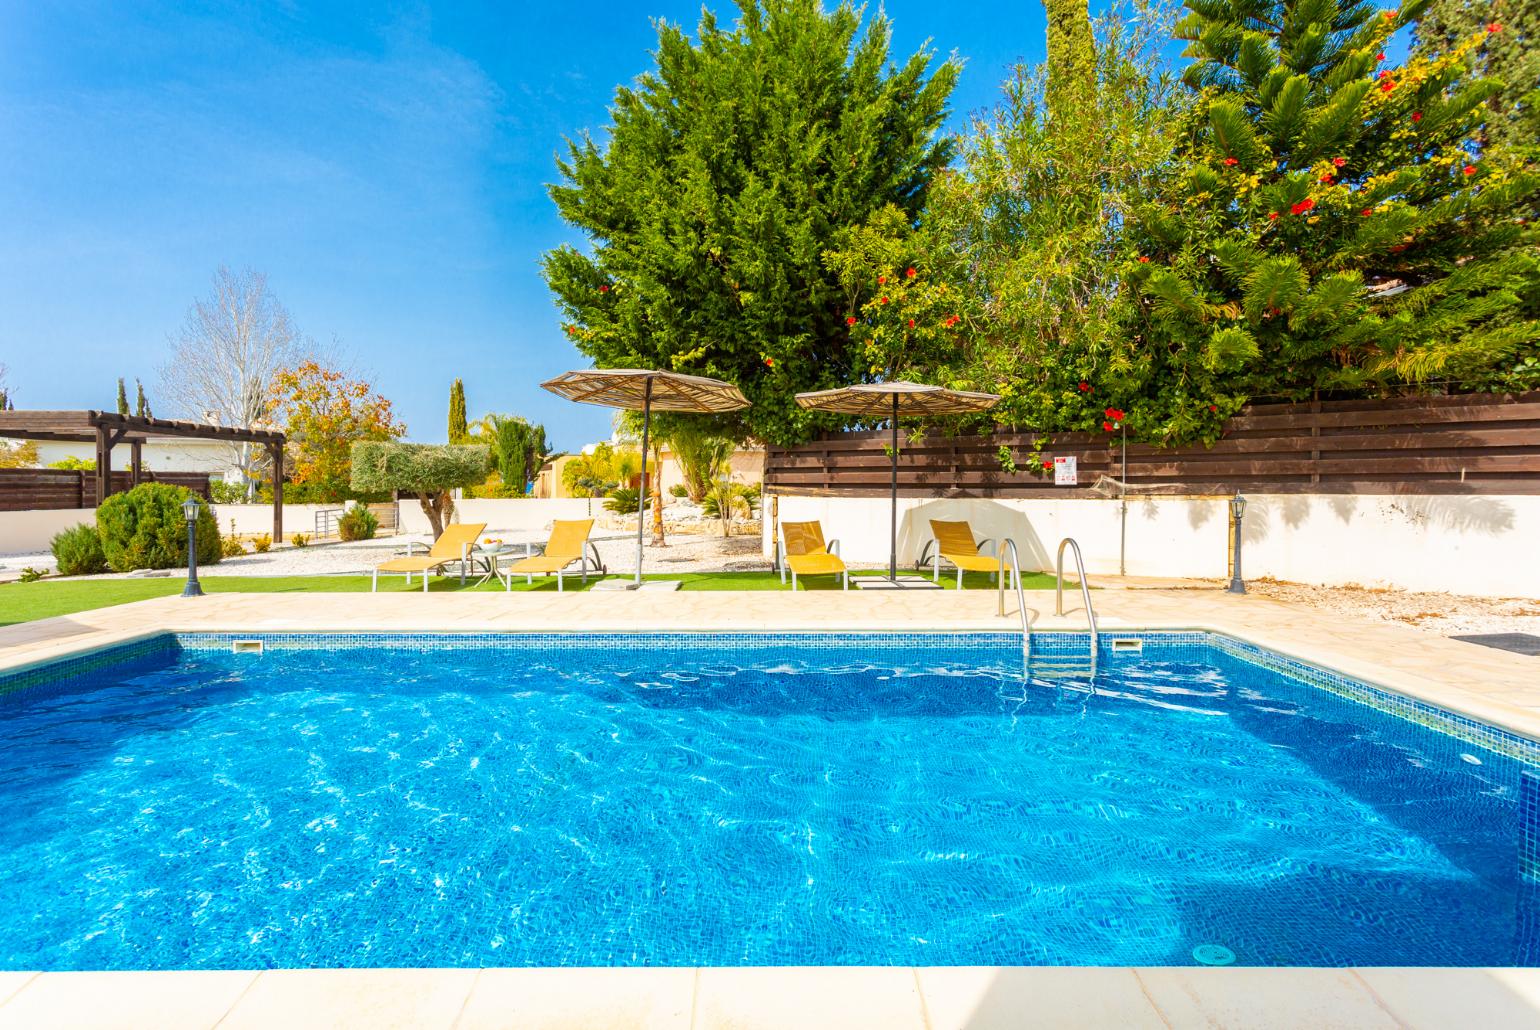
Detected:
[
  {"left": 1414, "top": 0, "right": 1536, "bottom": 156},
  {"left": 116, "top": 378, "right": 129, "bottom": 415},
  {"left": 1124, "top": 0, "right": 1540, "bottom": 439},
  {"left": 543, "top": 0, "right": 959, "bottom": 445},
  {"left": 447, "top": 379, "right": 468, "bottom": 445}
]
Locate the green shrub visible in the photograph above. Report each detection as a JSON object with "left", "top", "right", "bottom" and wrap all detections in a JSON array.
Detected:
[
  {"left": 290, "top": 533, "right": 309, "bottom": 548},
  {"left": 221, "top": 535, "right": 247, "bottom": 558},
  {"left": 668, "top": 483, "right": 689, "bottom": 498},
  {"left": 337, "top": 506, "right": 379, "bottom": 541},
  {"left": 252, "top": 534, "right": 272, "bottom": 553},
  {"left": 18, "top": 567, "right": 47, "bottom": 583},
  {"left": 209, "top": 479, "right": 248, "bottom": 504},
  {"left": 603, "top": 486, "right": 653, "bottom": 515},
  {"left": 50, "top": 523, "right": 108, "bottom": 576},
  {"left": 96, "top": 483, "right": 221, "bottom": 572}
]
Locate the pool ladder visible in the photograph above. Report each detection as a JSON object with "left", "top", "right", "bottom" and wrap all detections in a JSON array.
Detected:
[{"left": 997, "top": 537, "right": 1099, "bottom": 691}]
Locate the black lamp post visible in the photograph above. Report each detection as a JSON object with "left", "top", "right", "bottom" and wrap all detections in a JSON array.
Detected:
[
  {"left": 181, "top": 496, "right": 204, "bottom": 598},
  {"left": 1227, "top": 492, "right": 1247, "bottom": 595}
]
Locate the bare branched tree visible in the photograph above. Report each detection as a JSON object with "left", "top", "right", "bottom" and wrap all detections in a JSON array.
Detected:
[{"left": 159, "top": 267, "right": 300, "bottom": 499}]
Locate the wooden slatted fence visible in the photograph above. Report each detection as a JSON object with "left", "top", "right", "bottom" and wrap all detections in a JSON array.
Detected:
[
  {"left": 765, "top": 392, "right": 1540, "bottom": 497},
  {"left": 0, "top": 470, "right": 213, "bottom": 512}
]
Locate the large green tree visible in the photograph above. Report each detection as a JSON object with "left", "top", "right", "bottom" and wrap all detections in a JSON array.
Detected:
[
  {"left": 1120, "top": 0, "right": 1540, "bottom": 441},
  {"left": 543, "top": 0, "right": 959, "bottom": 445},
  {"left": 823, "top": 0, "right": 1186, "bottom": 438}
]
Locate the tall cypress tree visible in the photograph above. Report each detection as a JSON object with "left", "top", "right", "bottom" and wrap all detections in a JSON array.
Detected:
[
  {"left": 1124, "top": 0, "right": 1539, "bottom": 439},
  {"left": 544, "top": 0, "right": 959, "bottom": 444},
  {"left": 447, "top": 379, "right": 468, "bottom": 444},
  {"left": 115, "top": 378, "right": 129, "bottom": 415},
  {"left": 135, "top": 380, "right": 150, "bottom": 418}
]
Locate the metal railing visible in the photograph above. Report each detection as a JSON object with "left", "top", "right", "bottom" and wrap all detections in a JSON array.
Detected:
[
  {"left": 995, "top": 538, "right": 1029, "bottom": 653},
  {"left": 1054, "top": 537, "right": 1099, "bottom": 678}
]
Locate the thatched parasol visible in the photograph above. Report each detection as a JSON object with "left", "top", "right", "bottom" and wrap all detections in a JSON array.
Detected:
[
  {"left": 795, "top": 381, "right": 1000, "bottom": 585},
  {"left": 542, "top": 369, "right": 749, "bottom": 587}
]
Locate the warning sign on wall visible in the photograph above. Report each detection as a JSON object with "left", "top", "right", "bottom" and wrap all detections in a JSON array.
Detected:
[{"left": 1054, "top": 456, "right": 1078, "bottom": 486}]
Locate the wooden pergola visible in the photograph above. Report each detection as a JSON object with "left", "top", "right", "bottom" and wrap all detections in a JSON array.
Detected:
[{"left": 0, "top": 410, "right": 287, "bottom": 539}]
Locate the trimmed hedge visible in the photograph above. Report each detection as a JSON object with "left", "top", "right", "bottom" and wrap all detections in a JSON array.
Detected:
[{"left": 97, "top": 483, "right": 222, "bottom": 572}]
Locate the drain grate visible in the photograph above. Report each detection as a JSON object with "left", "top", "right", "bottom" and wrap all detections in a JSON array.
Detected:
[
  {"left": 1449, "top": 633, "right": 1540, "bottom": 657},
  {"left": 1192, "top": 944, "right": 1236, "bottom": 966}
]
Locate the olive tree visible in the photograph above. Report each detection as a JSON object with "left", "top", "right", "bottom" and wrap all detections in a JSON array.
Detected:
[{"left": 350, "top": 441, "right": 489, "bottom": 539}]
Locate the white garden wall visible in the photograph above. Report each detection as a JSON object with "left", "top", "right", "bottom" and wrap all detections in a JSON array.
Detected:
[
  {"left": 0, "top": 509, "right": 96, "bottom": 554},
  {"left": 395, "top": 497, "right": 598, "bottom": 536},
  {"left": 763, "top": 493, "right": 1540, "bottom": 599}
]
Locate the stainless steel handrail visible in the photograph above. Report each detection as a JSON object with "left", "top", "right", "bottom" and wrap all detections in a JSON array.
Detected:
[
  {"left": 995, "top": 539, "right": 1029, "bottom": 653},
  {"left": 1054, "top": 537, "right": 1099, "bottom": 678}
]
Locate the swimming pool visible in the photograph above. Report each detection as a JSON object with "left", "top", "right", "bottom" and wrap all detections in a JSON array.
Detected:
[{"left": 0, "top": 631, "right": 1535, "bottom": 970}]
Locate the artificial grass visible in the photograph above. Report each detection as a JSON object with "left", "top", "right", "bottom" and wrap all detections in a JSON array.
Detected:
[{"left": 0, "top": 569, "right": 1061, "bottom": 627}]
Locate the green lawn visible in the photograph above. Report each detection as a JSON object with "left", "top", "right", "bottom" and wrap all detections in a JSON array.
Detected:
[{"left": 0, "top": 569, "right": 1060, "bottom": 627}]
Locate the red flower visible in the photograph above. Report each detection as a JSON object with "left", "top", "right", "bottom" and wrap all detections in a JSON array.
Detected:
[
  {"left": 1488, "top": 22, "right": 1501, "bottom": 33},
  {"left": 1319, "top": 174, "right": 1333, "bottom": 184},
  {"left": 1290, "top": 198, "right": 1316, "bottom": 215},
  {"left": 1223, "top": 157, "right": 1238, "bottom": 167},
  {"left": 1382, "top": 10, "right": 1396, "bottom": 20},
  {"left": 907, "top": 318, "right": 915, "bottom": 329},
  {"left": 1078, "top": 381, "right": 1091, "bottom": 392},
  {"left": 1411, "top": 111, "right": 1422, "bottom": 122},
  {"left": 1102, "top": 420, "right": 1115, "bottom": 432},
  {"left": 1377, "top": 70, "right": 1390, "bottom": 79},
  {"left": 1380, "top": 79, "right": 1395, "bottom": 92},
  {"left": 880, "top": 296, "right": 890, "bottom": 304},
  {"left": 1138, "top": 256, "right": 1150, "bottom": 263},
  {"left": 943, "top": 315, "right": 960, "bottom": 328},
  {"left": 1105, "top": 407, "right": 1126, "bottom": 421},
  {"left": 1208, "top": 404, "right": 1218, "bottom": 413},
  {"left": 1463, "top": 165, "right": 1477, "bottom": 176},
  {"left": 1361, "top": 208, "right": 1373, "bottom": 216},
  {"left": 1375, "top": 52, "right": 1385, "bottom": 62},
  {"left": 846, "top": 315, "right": 857, "bottom": 326},
  {"left": 878, "top": 275, "right": 887, "bottom": 285},
  {"left": 1267, "top": 211, "right": 1279, "bottom": 220},
  {"left": 1043, "top": 460, "right": 1054, "bottom": 471},
  {"left": 905, "top": 267, "right": 916, "bottom": 278},
  {"left": 1332, "top": 157, "right": 1346, "bottom": 168},
  {"left": 764, "top": 357, "right": 774, "bottom": 367},
  {"left": 599, "top": 284, "right": 609, "bottom": 293}
]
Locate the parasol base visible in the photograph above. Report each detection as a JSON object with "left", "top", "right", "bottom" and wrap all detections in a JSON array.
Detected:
[{"left": 855, "top": 576, "right": 944, "bottom": 591}]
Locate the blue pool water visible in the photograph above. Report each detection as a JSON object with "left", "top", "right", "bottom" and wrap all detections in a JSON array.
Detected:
[{"left": 0, "top": 632, "right": 1534, "bottom": 970}]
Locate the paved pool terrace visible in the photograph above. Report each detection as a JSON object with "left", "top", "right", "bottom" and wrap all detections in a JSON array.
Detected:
[{"left": 3, "top": 586, "right": 1540, "bottom": 1028}]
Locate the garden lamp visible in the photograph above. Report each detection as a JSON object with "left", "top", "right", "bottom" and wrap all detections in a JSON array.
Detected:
[
  {"left": 181, "top": 496, "right": 204, "bottom": 598},
  {"left": 1227, "top": 492, "right": 1247, "bottom": 595}
]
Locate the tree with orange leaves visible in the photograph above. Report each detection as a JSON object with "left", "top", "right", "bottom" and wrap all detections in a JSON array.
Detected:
[{"left": 267, "top": 360, "right": 405, "bottom": 502}]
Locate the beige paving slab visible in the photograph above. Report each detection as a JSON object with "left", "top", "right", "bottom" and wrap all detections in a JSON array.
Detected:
[
  {"left": 218, "top": 968, "right": 477, "bottom": 1030},
  {"left": 916, "top": 966, "right": 1168, "bottom": 1029},
  {"left": 1134, "top": 967, "right": 1402, "bottom": 1029},
  {"left": 693, "top": 967, "right": 926, "bottom": 1030},
  {"left": 0, "top": 970, "right": 255, "bottom": 1030},
  {"left": 1355, "top": 968, "right": 1540, "bottom": 1029},
  {"left": 0, "top": 972, "right": 38, "bottom": 1009},
  {"left": 454, "top": 967, "right": 693, "bottom": 1029}
]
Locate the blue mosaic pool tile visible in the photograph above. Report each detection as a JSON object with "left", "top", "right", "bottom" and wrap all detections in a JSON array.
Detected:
[
  {"left": 1523, "top": 772, "right": 1540, "bottom": 883},
  {"left": 0, "top": 635, "right": 175, "bottom": 699},
  {"left": 1209, "top": 634, "right": 1540, "bottom": 767}
]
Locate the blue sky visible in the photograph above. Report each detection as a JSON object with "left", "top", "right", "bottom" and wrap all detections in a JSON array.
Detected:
[{"left": 1, "top": 1, "right": 1099, "bottom": 448}]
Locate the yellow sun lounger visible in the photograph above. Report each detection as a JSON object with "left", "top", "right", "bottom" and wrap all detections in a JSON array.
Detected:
[
  {"left": 371, "top": 522, "right": 487, "bottom": 592},
  {"left": 498, "top": 519, "right": 601, "bottom": 592},
  {"left": 919, "top": 519, "right": 1010, "bottom": 587},
  {"left": 778, "top": 520, "right": 847, "bottom": 590}
]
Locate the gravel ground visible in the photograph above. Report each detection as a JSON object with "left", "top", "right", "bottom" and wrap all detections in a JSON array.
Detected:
[
  {"left": 0, "top": 528, "right": 786, "bottom": 579},
  {"left": 1246, "top": 578, "right": 1540, "bottom": 640}
]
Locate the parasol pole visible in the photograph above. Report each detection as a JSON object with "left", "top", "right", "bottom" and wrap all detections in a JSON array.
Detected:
[
  {"left": 890, "top": 391, "right": 899, "bottom": 581},
  {"left": 635, "top": 375, "right": 653, "bottom": 586}
]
